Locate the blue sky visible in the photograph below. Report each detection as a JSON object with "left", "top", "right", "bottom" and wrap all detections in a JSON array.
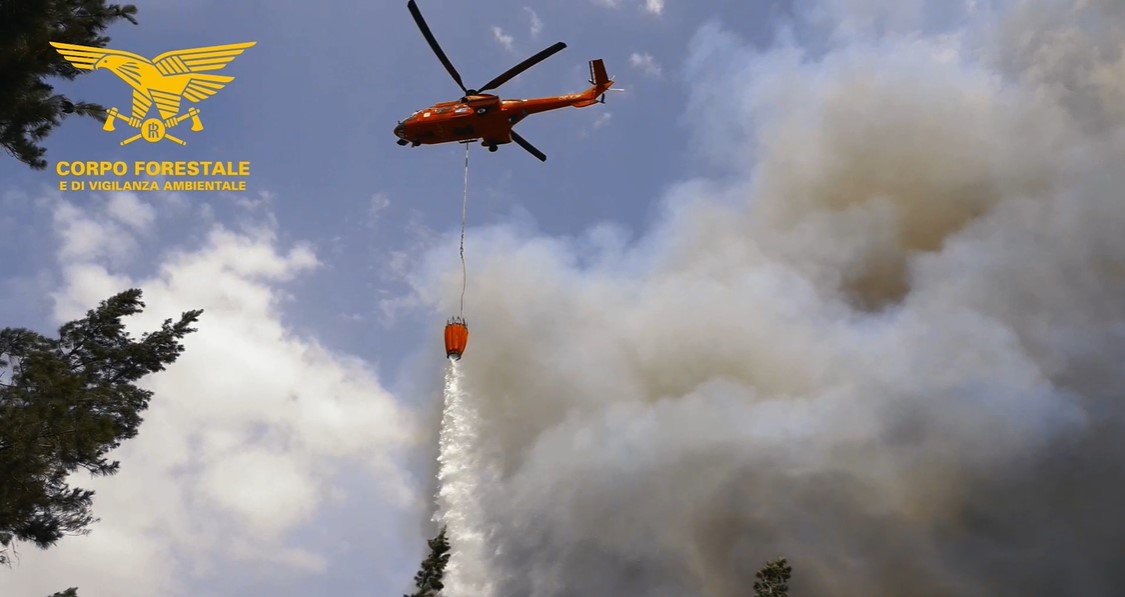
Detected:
[{"left": 5, "top": 0, "right": 1125, "bottom": 595}]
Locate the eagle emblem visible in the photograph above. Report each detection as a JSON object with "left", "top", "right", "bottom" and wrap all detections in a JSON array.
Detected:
[{"left": 50, "top": 41, "right": 256, "bottom": 146}]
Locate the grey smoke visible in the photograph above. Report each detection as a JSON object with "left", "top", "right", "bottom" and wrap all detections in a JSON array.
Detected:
[{"left": 411, "top": 1, "right": 1125, "bottom": 595}]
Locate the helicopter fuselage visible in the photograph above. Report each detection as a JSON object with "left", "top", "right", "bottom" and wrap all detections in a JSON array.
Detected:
[{"left": 394, "top": 90, "right": 600, "bottom": 150}]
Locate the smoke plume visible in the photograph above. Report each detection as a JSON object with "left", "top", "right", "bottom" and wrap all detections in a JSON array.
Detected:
[{"left": 415, "top": 1, "right": 1125, "bottom": 594}]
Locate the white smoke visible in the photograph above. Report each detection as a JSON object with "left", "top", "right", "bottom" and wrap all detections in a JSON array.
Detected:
[{"left": 416, "top": 0, "right": 1125, "bottom": 595}]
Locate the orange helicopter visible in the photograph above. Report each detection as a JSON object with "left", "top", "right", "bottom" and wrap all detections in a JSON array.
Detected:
[{"left": 395, "top": 0, "right": 616, "bottom": 161}]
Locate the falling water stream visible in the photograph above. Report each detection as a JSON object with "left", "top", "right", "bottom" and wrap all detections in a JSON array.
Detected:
[{"left": 435, "top": 359, "right": 495, "bottom": 596}]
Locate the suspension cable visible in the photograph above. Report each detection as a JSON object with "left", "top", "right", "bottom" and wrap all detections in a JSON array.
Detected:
[{"left": 459, "top": 142, "right": 469, "bottom": 318}]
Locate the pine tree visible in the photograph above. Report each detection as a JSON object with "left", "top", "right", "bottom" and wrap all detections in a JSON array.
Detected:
[
  {"left": 754, "top": 557, "right": 792, "bottom": 597},
  {"left": 0, "top": 0, "right": 139, "bottom": 170},
  {"left": 405, "top": 526, "right": 451, "bottom": 597},
  {"left": 0, "top": 288, "right": 201, "bottom": 566}
]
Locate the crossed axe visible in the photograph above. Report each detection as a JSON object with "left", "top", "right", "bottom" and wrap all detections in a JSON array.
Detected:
[{"left": 102, "top": 106, "right": 204, "bottom": 146}]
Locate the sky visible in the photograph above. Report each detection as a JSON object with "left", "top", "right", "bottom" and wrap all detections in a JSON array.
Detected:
[{"left": 3, "top": 0, "right": 1125, "bottom": 595}]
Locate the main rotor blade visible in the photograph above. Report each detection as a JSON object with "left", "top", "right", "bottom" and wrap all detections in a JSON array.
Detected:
[
  {"left": 407, "top": 0, "right": 467, "bottom": 93},
  {"left": 510, "top": 130, "right": 547, "bottom": 162},
  {"left": 477, "top": 41, "right": 567, "bottom": 93}
]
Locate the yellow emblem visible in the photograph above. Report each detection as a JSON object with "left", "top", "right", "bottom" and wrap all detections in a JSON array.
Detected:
[{"left": 50, "top": 41, "right": 256, "bottom": 146}]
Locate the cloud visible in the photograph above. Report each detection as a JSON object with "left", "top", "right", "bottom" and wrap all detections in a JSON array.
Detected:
[
  {"left": 199, "top": 448, "right": 321, "bottom": 539},
  {"left": 368, "top": 192, "right": 391, "bottom": 229},
  {"left": 106, "top": 192, "right": 156, "bottom": 231},
  {"left": 629, "top": 51, "right": 663, "bottom": 77},
  {"left": 590, "top": 0, "right": 662, "bottom": 14},
  {"left": 398, "top": 2, "right": 1125, "bottom": 595},
  {"left": 0, "top": 195, "right": 419, "bottom": 596},
  {"left": 491, "top": 26, "right": 514, "bottom": 52},
  {"left": 375, "top": 209, "right": 440, "bottom": 326},
  {"left": 525, "top": 7, "right": 543, "bottom": 38},
  {"left": 52, "top": 195, "right": 148, "bottom": 266}
]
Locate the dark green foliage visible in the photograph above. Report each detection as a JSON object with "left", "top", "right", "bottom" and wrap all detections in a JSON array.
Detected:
[
  {"left": 405, "top": 526, "right": 451, "bottom": 597},
  {"left": 48, "top": 589, "right": 78, "bottom": 597},
  {"left": 0, "top": 289, "right": 201, "bottom": 566},
  {"left": 0, "top": 0, "right": 138, "bottom": 169},
  {"left": 754, "top": 557, "right": 792, "bottom": 597}
]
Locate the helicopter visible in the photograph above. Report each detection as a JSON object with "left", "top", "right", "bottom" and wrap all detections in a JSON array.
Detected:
[{"left": 395, "top": 0, "right": 616, "bottom": 161}]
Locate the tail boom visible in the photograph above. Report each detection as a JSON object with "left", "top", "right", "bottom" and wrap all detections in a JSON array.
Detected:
[
  {"left": 496, "top": 59, "right": 614, "bottom": 117},
  {"left": 573, "top": 58, "right": 613, "bottom": 107}
]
